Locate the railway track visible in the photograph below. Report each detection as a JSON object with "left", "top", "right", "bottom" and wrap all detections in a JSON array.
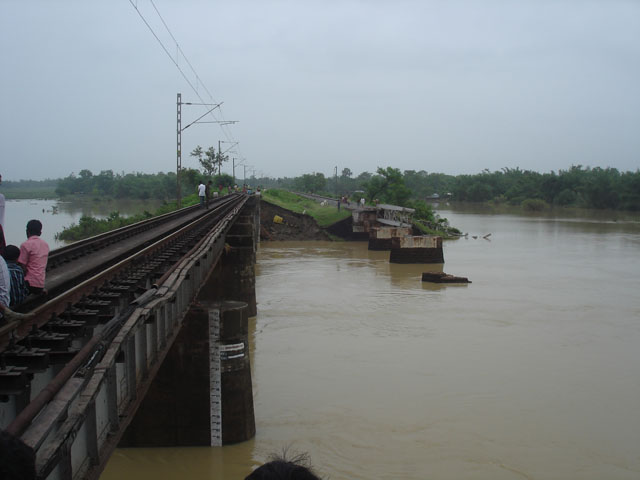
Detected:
[{"left": 0, "top": 194, "right": 246, "bottom": 395}]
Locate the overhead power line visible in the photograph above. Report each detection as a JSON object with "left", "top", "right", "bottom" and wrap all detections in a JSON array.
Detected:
[
  {"left": 127, "top": 0, "right": 244, "bottom": 158},
  {"left": 127, "top": 0, "right": 200, "bottom": 98}
]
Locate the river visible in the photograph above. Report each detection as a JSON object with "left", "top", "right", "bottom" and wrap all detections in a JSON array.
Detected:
[
  {"left": 1, "top": 198, "right": 165, "bottom": 249},
  {"left": 98, "top": 205, "right": 640, "bottom": 480},
  {"left": 5, "top": 200, "right": 640, "bottom": 479}
]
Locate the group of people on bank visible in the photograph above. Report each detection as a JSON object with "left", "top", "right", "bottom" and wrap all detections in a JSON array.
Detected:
[{"left": 0, "top": 175, "right": 50, "bottom": 322}]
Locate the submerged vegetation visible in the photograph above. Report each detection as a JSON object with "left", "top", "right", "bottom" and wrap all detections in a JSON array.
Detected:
[
  {"left": 56, "top": 211, "right": 154, "bottom": 241},
  {"left": 55, "top": 194, "right": 200, "bottom": 242}
]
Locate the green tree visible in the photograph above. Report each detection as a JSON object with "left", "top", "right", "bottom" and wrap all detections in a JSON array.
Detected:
[
  {"left": 78, "top": 169, "right": 94, "bottom": 194},
  {"left": 190, "top": 145, "right": 203, "bottom": 164},
  {"left": 215, "top": 149, "right": 228, "bottom": 175},
  {"left": 213, "top": 173, "right": 234, "bottom": 188},
  {"left": 295, "top": 173, "right": 327, "bottom": 193},
  {"left": 202, "top": 146, "right": 216, "bottom": 176},
  {"left": 365, "top": 167, "right": 412, "bottom": 205},
  {"left": 94, "top": 170, "right": 115, "bottom": 195}
]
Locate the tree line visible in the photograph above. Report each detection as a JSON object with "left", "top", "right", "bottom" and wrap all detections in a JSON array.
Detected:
[
  {"left": 53, "top": 169, "right": 236, "bottom": 200},
  {"left": 6, "top": 165, "right": 639, "bottom": 212},
  {"left": 270, "top": 165, "right": 640, "bottom": 211}
]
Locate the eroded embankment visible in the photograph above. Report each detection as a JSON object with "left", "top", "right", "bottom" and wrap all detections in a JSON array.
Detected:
[{"left": 259, "top": 200, "right": 333, "bottom": 241}]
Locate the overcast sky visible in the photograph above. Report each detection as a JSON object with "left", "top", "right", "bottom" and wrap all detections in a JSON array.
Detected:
[{"left": 1, "top": 0, "right": 639, "bottom": 181}]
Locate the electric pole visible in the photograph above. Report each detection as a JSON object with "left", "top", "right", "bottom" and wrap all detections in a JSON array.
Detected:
[
  {"left": 177, "top": 93, "right": 182, "bottom": 207},
  {"left": 175, "top": 94, "right": 229, "bottom": 207}
]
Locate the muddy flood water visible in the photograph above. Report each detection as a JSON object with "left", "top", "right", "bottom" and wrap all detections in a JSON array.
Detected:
[{"left": 101, "top": 207, "right": 640, "bottom": 480}]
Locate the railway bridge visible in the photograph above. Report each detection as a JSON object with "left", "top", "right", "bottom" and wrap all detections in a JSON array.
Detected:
[{"left": 0, "top": 193, "right": 260, "bottom": 480}]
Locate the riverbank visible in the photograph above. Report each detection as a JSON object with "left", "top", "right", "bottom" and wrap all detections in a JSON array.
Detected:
[{"left": 260, "top": 199, "right": 333, "bottom": 241}]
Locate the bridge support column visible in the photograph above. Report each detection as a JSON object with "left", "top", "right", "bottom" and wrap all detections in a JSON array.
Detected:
[
  {"left": 119, "top": 301, "right": 255, "bottom": 447},
  {"left": 199, "top": 200, "right": 258, "bottom": 316},
  {"left": 389, "top": 236, "right": 444, "bottom": 263}
]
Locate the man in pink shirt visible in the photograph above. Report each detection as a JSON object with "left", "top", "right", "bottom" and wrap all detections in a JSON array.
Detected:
[{"left": 18, "top": 219, "right": 50, "bottom": 295}]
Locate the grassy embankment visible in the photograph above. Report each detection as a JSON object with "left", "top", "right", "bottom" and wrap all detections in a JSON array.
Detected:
[
  {"left": 262, "top": 189, "right": 351, "bottom": 227},
  {"left": 262, "top": 189, "right": 464, "bottom": 238}
]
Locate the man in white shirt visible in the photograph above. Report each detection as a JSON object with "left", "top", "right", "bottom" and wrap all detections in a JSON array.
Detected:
[{"left": 197, "top": 182, "right": 206, "bottom": 208}]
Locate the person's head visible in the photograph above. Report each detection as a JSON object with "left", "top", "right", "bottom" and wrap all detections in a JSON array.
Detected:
[
  {"left": 208, "top": 180, "right": 212, "bottom": 185},
  {"left": 0, "top": 430, "right": 36, "bottom": 480},
  {"left": 2, "top": 245, "right": 20, "bottom": 262},
  {"left": 245, "top": 453, "right": 321, "bottom": 480},
  {"left": 26, "top": 220, "right": 42, "bottom": 237}
]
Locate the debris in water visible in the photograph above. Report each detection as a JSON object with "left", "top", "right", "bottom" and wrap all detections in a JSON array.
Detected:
[{"left": 422, "top": 272, "right": 471, "bottom": 284}]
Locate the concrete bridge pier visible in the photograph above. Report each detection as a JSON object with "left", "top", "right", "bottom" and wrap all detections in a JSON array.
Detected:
[
  {"left": 389, "top": 236, "right": 444, "bottom": 263},
  {"left": 368, "top": 226, "right": 412, "bottom": 250},
  {"left": 201, "top": 200, "right": 258, "bottom": 316},
  {"left": 119, "top": 300, "right": 255, "bottom": 446}
]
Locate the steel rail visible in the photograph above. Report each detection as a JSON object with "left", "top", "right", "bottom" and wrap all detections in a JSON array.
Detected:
[
  {"left": 47, "top": 204, "right": 201, "bottom": 270},
  {"left": 0, "top": 196, "right": 243, "bottom": 350}
]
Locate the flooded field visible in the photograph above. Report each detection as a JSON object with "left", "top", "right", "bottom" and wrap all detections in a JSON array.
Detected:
[{"left": 2, "top": 198, "right": 165, "bottom": 248}]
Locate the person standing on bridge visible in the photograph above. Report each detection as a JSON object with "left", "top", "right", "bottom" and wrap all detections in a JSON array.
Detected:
[
  {"left": 18, "top": 219, "right": 49, "bottom": 295},
  {"left": 0, "top": 223, "right": 6, "bottom": 257},
  {"left": 2, "top": 245, "right": 28, "bottom": 307},
  {"left": 0, "top": 255, "right": 10, "bottom": 320},
  {"left": 197, "top": 181, "right": 206, "bottom": 208}
]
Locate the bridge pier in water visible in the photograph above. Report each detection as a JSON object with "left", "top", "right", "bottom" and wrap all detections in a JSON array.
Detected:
[
  {"left": 368, "top": 226, "right": 412, "bottom": 250},
  {"left": 205, "top": 209, "right": 258, "bottom": 317},
  {"left": 120, "top": 301, "right": 255, "bottom": 447},
  {"left": 389, "top": 235, "right": 444, "bottom": 263}
]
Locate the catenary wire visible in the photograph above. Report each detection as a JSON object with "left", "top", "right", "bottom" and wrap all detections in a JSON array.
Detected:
[{"left": 127, "top": 0, "right": 246, "bottom": 166}]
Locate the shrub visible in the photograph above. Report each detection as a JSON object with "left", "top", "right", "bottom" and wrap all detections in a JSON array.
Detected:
[
  {"left": 554, "top": 189, "right": 577, "bottom": 206},
  {"left": 522, "top": 198, "right": 548, "bottom": 211}
]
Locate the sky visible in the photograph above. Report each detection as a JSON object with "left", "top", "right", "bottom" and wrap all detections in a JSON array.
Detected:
[{"left": 1, "top": 0, "right": 639, "bottom": 181}]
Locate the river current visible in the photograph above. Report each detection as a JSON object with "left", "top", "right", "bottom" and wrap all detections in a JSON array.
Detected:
[
  {"left": 4, "top": 200, "right": 640, "bottom": 479},
  {"left": 99, "top": 206, "right": 640, "bottom": 480}
]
